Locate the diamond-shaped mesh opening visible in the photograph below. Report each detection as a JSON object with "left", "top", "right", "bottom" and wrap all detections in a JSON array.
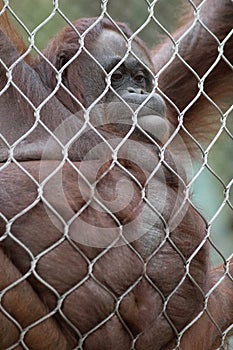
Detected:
[{"left": 0, "top": 1, "right": 232, "bottom": 349}]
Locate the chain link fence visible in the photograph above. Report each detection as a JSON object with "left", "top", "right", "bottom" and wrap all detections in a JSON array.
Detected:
[{"left": 0, "top": 0, "right": 232, "bottom": 349}]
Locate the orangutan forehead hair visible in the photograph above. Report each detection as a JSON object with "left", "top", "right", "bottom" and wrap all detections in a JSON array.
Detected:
[{"left": 55, "top": 17, "right": 152, "bottom": 64}]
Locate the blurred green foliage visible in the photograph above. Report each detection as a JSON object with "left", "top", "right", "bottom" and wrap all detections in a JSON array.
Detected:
[{"left": 9, "top": 0, "right": 183, "bottom": 49}]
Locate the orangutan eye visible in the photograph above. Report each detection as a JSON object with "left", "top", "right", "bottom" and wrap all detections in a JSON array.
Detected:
[
  {"left": 111, "top": 70, "right": 124, "bottom": 82},
  {"left": 134, "top": 71, "right": 146, "bottom": 85}
]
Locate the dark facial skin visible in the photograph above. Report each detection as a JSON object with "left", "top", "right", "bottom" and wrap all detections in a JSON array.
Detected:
[{"left": 71, "top": 29, "right": 167, "bottom": 142}]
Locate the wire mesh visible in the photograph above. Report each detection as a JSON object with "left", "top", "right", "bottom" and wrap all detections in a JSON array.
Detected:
[{"left": 0, "top": 0, "right": 232, "bottom": 349}]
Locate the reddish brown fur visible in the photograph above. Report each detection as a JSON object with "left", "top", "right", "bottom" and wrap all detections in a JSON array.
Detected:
[
  {"left": 0, "top": 0, "right": 232, "bottom": 349},
  {"left": 0, "top": 1, "right": 31, "bottom": 63},
  {"left": 152, "top": 0, "right": 233, "bottom": 150}
]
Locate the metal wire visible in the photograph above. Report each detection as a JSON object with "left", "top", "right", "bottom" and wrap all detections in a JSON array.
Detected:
[{"left": 0, "top": 1, "right": 232, "bottom": 349}]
